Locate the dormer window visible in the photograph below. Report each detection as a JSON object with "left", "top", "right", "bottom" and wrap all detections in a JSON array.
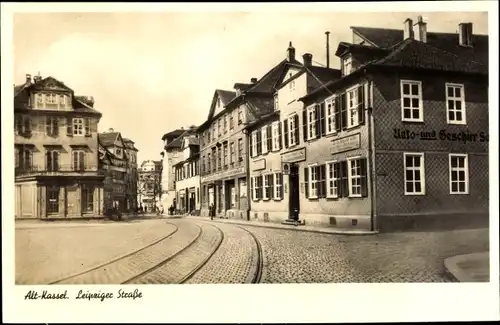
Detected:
[
  {"left": 274, "top": 93, "right": 279, "bottom": 111},
  {"left": 342, "top": 56, "right": 353, "bottom": 76},
  {"left": 115, "top": 148, "right": 122, "bottom": 157}
]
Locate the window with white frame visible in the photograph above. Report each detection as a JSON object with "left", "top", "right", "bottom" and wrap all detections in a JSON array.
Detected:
[
  {"left": 325, "top": 96, "right": 336, "bottom": 135},
  {"left": 308, "top": 164, "right": 319, "bottom": 198},
  {"left": 60, "top": 94, "right": 66, "bottom": 106},
  {"left": 446, "top": 83, "right": 466, "bottom": 124},
  {"left": 343, "top": 56, "right": 352, "bottom": 75},
  {"left": 274, "top": 94, "right": 279, "bottom": 111},
  {"left": 36, "top": 93, "right": 44, "bottom": 107},
  {"left": 46, "top": 93, "right": 57, "bottom": 104},
  {"left": 404, "top": 153, "right": 425, "bottom": 195},
  {"left": 263, "top": 174, "right": 272, "bottom": 200},
  {"left": 326, "top": 161, "right": 339, "bottom": 198},
  {"left": 261, "top": 127, "right": 268, "bottom": 154},
  {"left": 73, "top": 118, "right": 84, "bottom": 136},
  {"left": 271, "top": 122, "right": 280, "bottom": 151},
  {"left": 252, "top": 176, "right": 258, "bottom": 200},
  {"left": 449, "top": 154, "right": 469, "bottom": 194},
  {"left": 401, "top": 80, "right": 423, "bottom": 122},
  {"left": 251, "top": 131, "right": 258, "bottom": 157},
  {"left": 348, "top": 158, "right": 362, "bottom": 197},
  {"left": 273, "top": 173, "right": 282, "bottom": 199},
  {"left": 347, "top": 87, "right": 359, "bottom": 128},
  {"left": 289, "top": 114, "right": 297, "bottom": 146},
  {"left": 307, "top": 105, "right": 317, "bottom": 140}
]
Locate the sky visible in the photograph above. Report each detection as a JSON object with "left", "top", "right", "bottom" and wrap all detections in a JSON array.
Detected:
[{"left": 13, "top": 11, "right": 488, "bottom": 163}]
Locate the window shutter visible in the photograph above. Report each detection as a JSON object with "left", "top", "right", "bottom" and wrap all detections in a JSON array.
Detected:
[
  {"left": 54, "top": 151, "right": 59, "bottom": 170},
  {"left": 250, "top": 177, "right": 255, "bottom": 201},
  {"left": 315, "top": 104, "right": 321, "bottom": 138},
  {"left": 294, "top": 115, "right": 299, "bottom": 143},
  {"left": 267, "top": 125, "right": 272, "bottom": 150},
  {"left": 256, "top": 131, "right": 262, "bottom": 155},
  {"left": 340, "top": 161, "right": 349, "bottom": 198},
  {"left": 302, "top": 108, "right": 308, "bottom": 142},
  {"left": 79, "top": 152, "right": 85, "bottom": 171},
  {"left": 72, "top": 151, "right": 77, "bottom": 170},
  {"left": 334, "top": 95, "right": 341, "bottom": 132},
  {"left": 278, "top": 122, "right": 282, "bottom": 149},
  {"left": 53, "top": 118, "right": 59, "bottom": 136},
  {"left": 320, "top": 102, "right": 326, "bottom": 137},
  {"left": 304, "top": 167, "right": 309, "bottom": 198},
  {"left": 283, "top": 119, "right": 289, "bottom": 148},
  {"left": 250, "top": 133, "right": 254, "bottom": 158},
  {"left": 279, "top": 173, "right": 284, "bottom": 199},
  {"left": 84, "top": 118, "right": 91, "bottom": 137},
  {"left": 358, "top": 85, "right": 366, "bottom": 125},
  {"left": 341, "top": 93, "right": 348, "bottom": 131},
  {"left": 46, "top": 117, "right": 51, "bottom": 135},
  {"left": 320, "top": 165, "right": 327, "bottom": 198},
  {"left": 360, "top": 158, "right": 368, "bottom": 197},
  {"left": 334, "top": 162, "right": 341, "bottom": 198},
  {"left": 67, "top": 117, "right": 73, "bottom": 136}
]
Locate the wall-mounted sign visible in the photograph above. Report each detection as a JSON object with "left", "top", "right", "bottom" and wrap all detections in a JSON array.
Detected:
[
  {"left": 393, "top": 128, "right": 489, "bottom": 143},
  {"left": 253, "top": 159, "right": 266, "bottom": 171},
  {"left": 330, "top": 133, "right": 361, "bottom": 155},
  {"left": 201, "top": 166, "right": 246, "bottom": 183},
  {"left": 281, "top": 147, "right": 306, "bottom": 163}
]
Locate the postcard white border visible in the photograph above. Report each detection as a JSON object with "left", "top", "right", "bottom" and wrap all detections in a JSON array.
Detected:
[{"left": 2, "top": 1, "right": 499, "bottom": 323}]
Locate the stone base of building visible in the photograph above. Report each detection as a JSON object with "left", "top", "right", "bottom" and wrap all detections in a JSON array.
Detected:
[
  {"left": 200, "top": 208, "right": 248, "bottom": 220},
  {"left": 376, "top": 211, "right": 490, "bottom": 233}
]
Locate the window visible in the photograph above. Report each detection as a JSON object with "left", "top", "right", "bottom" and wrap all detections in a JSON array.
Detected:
[
  {"left": 36, "top": 93, "right": 44, "bottom": 106},
  {"left": 274, "top": 94, "right": 279, "bottom": 111},
  {"left": 218, "top": 120, "right": 221, "bottom": 137},
  {"left": 60, "top": 94, "right": 66, "bottom": 106},
  {"left": 238, "top": 138, "right": 243, "bottom": 162},
  {"left": 223, "top": 116, "right": 227, "bottom": 133},
  {"left": 16, "top": 115, "right": 32, "bottom": 136},
  {"left": 82, "top": 185, "right": 94, "bottom": 213},
  {"left": 115, "top": 148, "right": 122, "bottom": 157},
  {"left": 401, "top": 80, "right": 423, "bottom": 122},
  {"left": 325, "top": 96, "right": 336, "bottom": 135},
  {"left": 207, "top": 153, "right": 211, "bottom": 172},
  {"left": 288, "top": 114, "right": 298, "bottom": 146},
  {"left": 202, "top": 155, "right": 206, "bottom": 173},
  {"left": 46, "top": 150, "right": 59, "bottom": 171},
  {"left": 238, "top": 109, "right": 243, "bottom": 124},
  {"left": 347, "top": 87, "right": 359, "bottom": 128},
  {"left": 73, "top": 118, "right": 85, "bottom": 136},
  {"left": 261, "top": 127, "right": 268, "bottom": 154},
  {"left": 46, "top": 117, "right": 59, "bottom": 136},
  {"left": 217, "top": 147, "right": 222, "bottom": 170},
  {"left": 263, "top": 174, "right": 272, "bottom": 200},
  {"left": 230, "top": 115, "right": 234, "bottom": 129},
  {"left": 251, "top": 176, "right": 258, "bottom": 201},
  {"left": 449, "top": 154, "right": 469, "bottom": 194},
  {"left": 347, "top": 158, "right": 362, "bottom": 197},
  {"left": 73, "top": 150, "right": 85, "bottom": 171},
  {"left": 342, "top": 56, "right": 352, "bottom": 75},
  {"left": 47, "top": 187, "right": 60, "bottom": 214},
  {"left": 46, "top": 93, "right": 57, "bottom": 104},
  {"left": 308, "top": 165, "right": 319, "bottom": 198},
  {"left": 404, "top": 153, "right": 425, "bottom": 195},
  {"left": 273, "top": 173, "right": 283, "bottom": 200},
  {"left": 251, "top": 131, "right": 258, "bottom": 158},
  {"left": 326, "top": 161, "right": 340, "bottom": 198},
  {"left": 230, "top": 142, "right": 235, "bottom": 165},
  {"left": 307, "top": 105, "right": 317, "bottom": 140},
  {"left": 223, "top": 143, "right": 228, "bottom": 167},
  {"left": 271, "top": 122, "right": 281, "bottom": 151},
  {"left": 16, "top": 147, "right": 33, "bottom": 170},
  {"left": 446, "top": 83, "right": 466, "bottom": 124}
]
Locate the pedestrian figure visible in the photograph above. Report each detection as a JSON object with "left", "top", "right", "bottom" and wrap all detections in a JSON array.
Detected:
[{"left": 209, "top": 203, "right": 215, "bottom": 220}]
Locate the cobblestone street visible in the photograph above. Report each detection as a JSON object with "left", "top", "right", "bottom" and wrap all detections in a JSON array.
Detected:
[{"left": 15, "top": 217, "right": 489, "bottom": 284}]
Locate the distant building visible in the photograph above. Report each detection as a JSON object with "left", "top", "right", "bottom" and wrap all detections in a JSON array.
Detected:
[
  {"left": 138, "top": 160, "right": 162, "bottom": 212},
  {"left": 14, "top": 73, "right": 105, "bottom": 219},
  {"left": 123, "top": 138, "right": 139, "bottom": 211},
  {"left": 173, "top": 130, "right": 201, "bottom": 215},
  {"left": 98, "top": 129, "right": 129, "bottom": 213}
]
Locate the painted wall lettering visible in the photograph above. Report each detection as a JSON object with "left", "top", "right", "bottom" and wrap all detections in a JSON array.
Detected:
[{"left": 393, "top": 128, "right": 489, "bottom": 144}]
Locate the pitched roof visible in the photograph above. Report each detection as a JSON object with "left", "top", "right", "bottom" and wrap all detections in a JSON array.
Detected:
[
  {"left": 351, "top": 26, "right": 488, "bottom": 66},
  {"left": 246, "top": 58, "right": 303, "bottom": 94},
  {"left": 161, "top": 128, "right": 185, "bottom": 141},
  {"left": 216, "top": 89, "right": 237, "bottom": 105},
  {"left": 98, "top": 132, "right": 120, "bottom": 147}
]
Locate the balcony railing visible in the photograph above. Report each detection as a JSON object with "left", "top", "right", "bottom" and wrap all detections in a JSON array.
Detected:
[{"left": 15, "top": 164, "right": 103, "bottom": 176}]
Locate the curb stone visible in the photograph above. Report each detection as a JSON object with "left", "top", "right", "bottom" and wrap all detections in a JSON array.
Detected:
[{"left": 443, "top": 252, "right": 490, "bottom": 282}]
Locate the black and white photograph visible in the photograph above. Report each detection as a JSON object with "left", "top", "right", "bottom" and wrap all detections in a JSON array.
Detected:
[{"left": 2, "top": 1, "right": 499, "bottom": 323}]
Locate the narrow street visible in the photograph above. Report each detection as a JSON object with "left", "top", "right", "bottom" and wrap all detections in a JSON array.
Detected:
[{"left": 15, "top": 217, "right": 489, "bottom": 285}]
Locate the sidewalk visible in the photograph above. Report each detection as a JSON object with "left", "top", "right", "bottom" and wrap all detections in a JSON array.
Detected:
[
  {"left": 444, "top": 252, "right": 490, "bottom": 282},
  {"left": 182, "top": 215, "right": 378, "bottom": 236}
]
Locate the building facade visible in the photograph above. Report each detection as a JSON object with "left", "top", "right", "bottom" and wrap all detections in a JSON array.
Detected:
[
  {"left": 173, "top": 132, "right": 201, "bottom": 215},
  {"left": 98, "top": 129, "right": 129, "bottom": 214},
  {"left": 160, "top": 129, "right": 186, "bottom": 211},
  {"left": 123, "top": 138, "right": 139, "bottom": 211},
  {"left": 298, "top": 17, "right": 489, "bottom": 231},
  {"left": 14, "top": 74, "right": 105, "bottom": 219},
  {"left": 138, "top": 160, "right": 162, "bottom": 212}
]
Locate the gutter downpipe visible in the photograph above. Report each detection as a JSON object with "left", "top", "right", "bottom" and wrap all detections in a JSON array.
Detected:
[
  {"left": 365, "top": 71, "right": 376, "bottom": 232},
  {"left": 242, "top": 94, "right": 252, "bottom": 221}
]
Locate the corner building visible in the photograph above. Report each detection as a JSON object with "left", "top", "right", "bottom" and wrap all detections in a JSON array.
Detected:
[{"left": 299, "top": 17, "right": 489, "bottom": 231}]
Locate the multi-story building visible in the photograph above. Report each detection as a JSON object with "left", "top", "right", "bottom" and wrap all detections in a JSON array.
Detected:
[
  {"left": 160, "top": 128, "right": 187, "bottom": 211},
  {"left": 246, "top": 47, "right": 341, "bottom": 224},
  {"left": 123, "top": 138, "right": 139, "bottom": 211},
  {"left": 14, "top": 74, "right": 105, "bottom": 219},
  {"left": 297, "top": 17, "right": 488, "bottom": 231},
  {"left": 98, "top": 129, "right": 129, "bottom": 213},
  {"left": 138, "top": 160, "right": 162, "bottom": 212},
  {"left": 173, "top": 131, "right": 201, "bottom": 215}
]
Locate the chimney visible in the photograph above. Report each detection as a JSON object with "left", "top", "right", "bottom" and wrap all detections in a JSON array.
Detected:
[
  {"left": 459, "top": 22, "right": 473, "bottom": 47},
  {"left": 87, "top": 96, "right": 95, "bottom": 107},
  {"left": 286, "top": 41, "right": 295, "bottom": 62},
  {"left": 404, "top": 18, "right": 414, "bottom": 40},
  {"left": 250, "top": 78, "right": 258, "bottom": 84},
  {"left": 325, "top": 31, "right": 330, "bottom": 68},
  {"left": 414, "top": 16, "right": 427, "bottom": 43},
  {"left": 25, "top": 74, "right": 32, "bottom": 85},
  {"left": 107, "top": 128, "right": 114, "bottom": 133},
  {"left": 303, "top": 53, "right": 313, "bottom": 67}
]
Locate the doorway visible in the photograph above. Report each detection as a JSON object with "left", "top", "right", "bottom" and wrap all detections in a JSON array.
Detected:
[{"left": 288, "top": 164, "right": 300, "bottom": 220}]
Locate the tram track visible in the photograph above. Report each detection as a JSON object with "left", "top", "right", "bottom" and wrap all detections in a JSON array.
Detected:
[{"left": 233, "top": 225, "right": 264, "bottom": 283}]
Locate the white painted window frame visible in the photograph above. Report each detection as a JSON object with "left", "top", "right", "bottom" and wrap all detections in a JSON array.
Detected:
[
  {"left": 306, "top": 105, "right": 317, "bottom": 140},
  {"left": 271, "top": 121, "right": 280, "bottom": 151},
  {"left": 449, "top": 153, "right": 469, "bottom": 194},
  {"left": 446, "top": 83, "right": 467, "bottom": 125},
  {"left": 308, "top": 163, "right": 319, "bottom": 199},
  {"left": 403, "top": 152, "right": 426, "bottom": 195},
  {"left": 273, "top": 172, "right": 282, "bottom": 200},
  {"left": 325, "top": 160, "right": 339, "bottom": 199},
  {"left": 400, "top": 80, "right": 424, "bottom": 122},
  {"left": 251, "top": 131, "right": 258, "bottom": 158},
  {"left": 288, "top": 113, "right": 298, "bottom": 147},
  {"left": 72, "top": 118, "right": 85, "bottom": 136},
  {"left": 346, "top": 84, "right": 360, "bottom": 128},
  {"left": 347, "top": 156, "right": 362, "bottom": 197},
  {"left": 261, "top": 127, "right": 268, "bottom": 154},
  {"left": 325, "top": 95, "right": 336, "bottom": 135}
]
